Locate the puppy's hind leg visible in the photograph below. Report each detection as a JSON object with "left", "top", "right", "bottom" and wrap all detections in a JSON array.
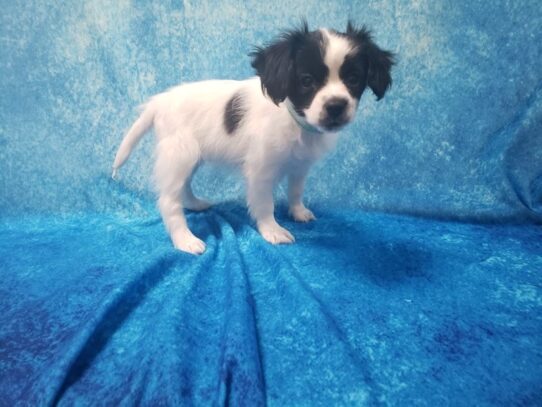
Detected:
[{"left": 154, "top": 136, "right": 206, "bottom": 255}]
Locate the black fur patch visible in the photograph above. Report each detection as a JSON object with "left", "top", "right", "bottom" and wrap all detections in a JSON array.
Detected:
[
  {"left": 250, "top": 21, "right": 317, "bottom": 106},
  {"left": 345, "top": 21, "right": 396, "bottom": 100},
  {"left": 224, "top": 92, "right": 245, "bottom": 134},
  {"left": 288, "top": 30, "right": 328, "bottom": 116},
  {"left": 339, "top": 52, "right": 369, "bottom": 100}
]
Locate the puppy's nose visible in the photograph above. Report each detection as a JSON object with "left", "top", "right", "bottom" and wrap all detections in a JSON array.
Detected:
[{"left": 325, "top": 98, "right": 348, "bottom": 118}]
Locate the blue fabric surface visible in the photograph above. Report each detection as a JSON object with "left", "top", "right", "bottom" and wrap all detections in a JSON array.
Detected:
[
  {"left": 2, "top": 207, "right": 541, "bottom": 405},
  {"left": 1, "top": 1, "right": 542, "bottom": 406}
]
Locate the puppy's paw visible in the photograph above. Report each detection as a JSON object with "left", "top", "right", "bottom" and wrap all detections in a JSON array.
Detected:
[
  {"left": 172, "top": 230, "right": 206, "bottom": 255},
  {"left": 184, "top": 198, "right": 212, "bottom": 212},
  {"left": 258, "top": 222, "right": 295, "bottom": 244},
  {"left": 289, "top": 205, "right": 316, "bottom": 222}
]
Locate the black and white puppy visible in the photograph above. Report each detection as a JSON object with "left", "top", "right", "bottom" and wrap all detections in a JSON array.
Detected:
[{"left": 112, "top": 22, "right": 395, "bottom": 254}]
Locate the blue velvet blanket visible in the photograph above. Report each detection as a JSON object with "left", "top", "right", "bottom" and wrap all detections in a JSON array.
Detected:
[{"left": 1, "top": 1, "right": 541, "bottom": 406}]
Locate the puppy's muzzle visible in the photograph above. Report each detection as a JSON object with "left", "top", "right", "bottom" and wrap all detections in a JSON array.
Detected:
[{"left": 321, "top": 97, "right": 349, "bottom": 130}]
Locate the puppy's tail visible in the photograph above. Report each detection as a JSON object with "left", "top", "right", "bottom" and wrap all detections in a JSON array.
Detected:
[{"left": 111, "top": 104, "right": 155, "bottom": 179}]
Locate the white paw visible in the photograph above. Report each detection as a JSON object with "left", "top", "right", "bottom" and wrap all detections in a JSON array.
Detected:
[
  {"left": 171, "top": 230, "right": 206, "bottom": 255},
  {"left": 289, "top": 205, "right": 316, "bottom": 222},
  {"left": 184, "top": 198, "right": 212, "bottom": 212},
  {"left": 258, "top": 222, "right": 295, "bottom": 244}
]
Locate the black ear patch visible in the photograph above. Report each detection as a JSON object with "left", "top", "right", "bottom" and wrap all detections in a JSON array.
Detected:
[
  {"left": 346, "top": 21, "right": 396, "bottom": 100},
  {"left": 224, "top": 92, "right": 245, "bottom": 134},
  {"left": 250, "top": 22, "right": 310, "bottom": 105},
  {"left": 367, "top": 46, "right": 395, "bottom": 100}
]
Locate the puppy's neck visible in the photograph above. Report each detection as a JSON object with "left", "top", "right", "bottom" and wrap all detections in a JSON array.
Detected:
[{"left": 284, "top": 99, "right": 324, "bottom": 135}]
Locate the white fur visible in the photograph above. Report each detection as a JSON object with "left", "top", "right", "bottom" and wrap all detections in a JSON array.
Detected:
[{"left": 113, "top": 32, "right": 359, "bottom": 255}]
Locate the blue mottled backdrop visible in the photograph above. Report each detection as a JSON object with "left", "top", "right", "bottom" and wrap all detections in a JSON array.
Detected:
[{"left": 1, "top": 1, "right": 541, "bottom": 406}]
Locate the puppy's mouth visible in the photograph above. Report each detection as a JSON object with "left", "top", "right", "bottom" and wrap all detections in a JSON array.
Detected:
[{"left": 320, "top": 117, "right": 349, "bottom": 131}]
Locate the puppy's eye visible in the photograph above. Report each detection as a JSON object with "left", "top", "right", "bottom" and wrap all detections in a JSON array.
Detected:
[
  {"left": 300, "top": 74, "right": 314, "bottom": 88},
  {"left": 346, "top": 74, "right": 360, "bottom": 86}
]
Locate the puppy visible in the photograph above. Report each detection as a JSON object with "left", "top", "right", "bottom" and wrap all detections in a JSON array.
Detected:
[{"left": 112, "top": 22, "right": 395, "bottom": 254}]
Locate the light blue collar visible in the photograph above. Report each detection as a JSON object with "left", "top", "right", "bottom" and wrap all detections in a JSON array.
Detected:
[{"left": 285, "top": 101, "right": 324, "bottom": 134}]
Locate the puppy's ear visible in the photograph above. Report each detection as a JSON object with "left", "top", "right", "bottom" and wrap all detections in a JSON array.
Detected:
[
  {"left": 367, "top": 44, "right": 395, "bottom": 100},
  {"left": 347, "top": 21, "right": 396, "bottom": 100},
  {"left": 250, "top": 22, "right": 309, "bottom": 105}
]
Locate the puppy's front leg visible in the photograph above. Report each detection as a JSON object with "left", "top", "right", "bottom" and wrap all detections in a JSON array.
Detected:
[
  {"left": 246, "top": 173, "right": 294, "bottom": 244},
  {"left": 288, "top": 167, "right": 316, "bottom": 222}
]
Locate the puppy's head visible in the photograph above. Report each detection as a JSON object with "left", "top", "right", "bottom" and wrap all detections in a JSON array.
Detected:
[{"left": 251, "top": 21, "right": 395, "bottom": 132}]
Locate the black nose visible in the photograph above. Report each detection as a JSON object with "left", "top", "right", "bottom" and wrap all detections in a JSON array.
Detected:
[{"left": 325, "top": 98, "right": 348, "bottom": 118}]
